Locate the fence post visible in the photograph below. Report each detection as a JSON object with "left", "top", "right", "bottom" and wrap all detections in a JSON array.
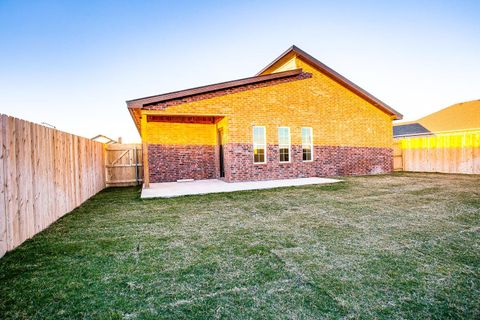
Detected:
[
  {"left": 134, "top": 145, "right": 139, "bottom": 186},
  {"left": 142, "top": 142, "right": 150, "bottom": 188}
]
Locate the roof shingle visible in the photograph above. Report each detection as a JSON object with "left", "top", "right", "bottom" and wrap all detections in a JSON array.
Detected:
[{"left": 393, "top": 123, "right": 432, "bottom": 137}]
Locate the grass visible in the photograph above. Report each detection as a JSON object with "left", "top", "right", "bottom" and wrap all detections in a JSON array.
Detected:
[{"left": 0, "top": 172, "right": 479, "bottom": 319}]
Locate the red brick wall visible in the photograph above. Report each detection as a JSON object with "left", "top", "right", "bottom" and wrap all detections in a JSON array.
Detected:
[
  {"left": 223, "top": 144, "right": 392, "bottom": 182},
  {"left": 148, "top": 144, "right": 216, "bottom": 182},
  {"left": 148, "top": 143, "right": 392, "bottom": 183}
]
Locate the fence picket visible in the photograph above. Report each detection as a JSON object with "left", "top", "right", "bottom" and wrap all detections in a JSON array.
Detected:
[{"left": 0, "top": 116, "right": 7, "bottom": 256}]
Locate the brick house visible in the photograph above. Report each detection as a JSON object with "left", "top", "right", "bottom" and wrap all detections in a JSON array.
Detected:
[{"left": 127, "top": 46, "right": 403, "bottom": 187}]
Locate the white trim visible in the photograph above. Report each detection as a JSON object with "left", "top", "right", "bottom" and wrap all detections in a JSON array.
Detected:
[
  {"left": 301, "top": 127, "right": 314, "bottom": 162},
  {"left": 253, "top": 126, "right": 267, "bottom": 164},
  {"left": 278, "top": 126, "right": 291, "bottom": 163}
]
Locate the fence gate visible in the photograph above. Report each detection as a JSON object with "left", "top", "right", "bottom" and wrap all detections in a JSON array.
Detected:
[
  {"left": 393, "top": 141, "right": 403, "bottom": 171},
  {"left": 105, "top": 144, "right": 143, "bottom": 186}
]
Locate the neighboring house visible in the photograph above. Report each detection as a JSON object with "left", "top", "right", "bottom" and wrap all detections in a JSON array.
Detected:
[
  {"left": 127, "top": 45, "right": 403, "bottom": 186},
  {"left": 393, "top": 123, "right": 432, "bottom": 138},
  {"left": 91, "top": 134, "right": 120, "bottom": 144},
  {"left": 393, "top": 99, "right": 480, "bottom": 138}
]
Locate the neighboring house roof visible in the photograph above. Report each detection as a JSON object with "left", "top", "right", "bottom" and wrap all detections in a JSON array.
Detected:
[
  {"left": 256, "top": 45, "right": 402, "bottom": 120},
  {"left": 393, "top": 99, "right": 480, "bottom": 137},
  {"left": 393, "top": 123, "right": 432, "bottom": 137},
  {"left": 91, "top": 134, "right": 118, "bottom": 144},
  {"left": 414, "top": 99, "right": 480, "bottom": 133}
]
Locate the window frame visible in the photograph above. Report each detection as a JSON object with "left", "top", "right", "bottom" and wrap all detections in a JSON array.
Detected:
[
  {"left": 301, "top": 127, "right": 314, "bottom": 162},
  {"left": 278, "top": 126, "right": 291, "bottom": 163},
  {"left": 252, "top": 126, "right": 267, "bottom": 164}
]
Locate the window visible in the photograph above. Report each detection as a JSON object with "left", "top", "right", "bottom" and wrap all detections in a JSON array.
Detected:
[
  {"left": 302, "top": 127, "right": 313, "bottom": 161},
  {"left": 253, "top": 126, "right": 266, "bottom": 163},
  {"left": 278, "top": 127, "right": 290, "bottom": 162}
]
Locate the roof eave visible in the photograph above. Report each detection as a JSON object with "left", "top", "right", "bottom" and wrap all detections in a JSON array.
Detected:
[
  {"left": 126, "top": 68, "right": 306, "bottom": 133},
  {"left": 126, "top": 68, "right": 303, "bottom": 110},
  {"left": 128, "top": 106, "right": 141, "bottom": 134}
]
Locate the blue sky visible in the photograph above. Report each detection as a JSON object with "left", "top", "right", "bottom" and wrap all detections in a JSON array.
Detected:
[{"left": 1, "top": 0, "right": 479, "bottom": 142}]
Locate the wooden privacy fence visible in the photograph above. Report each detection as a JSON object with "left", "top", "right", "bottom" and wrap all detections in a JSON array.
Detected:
[
  {"left": 0, "top": 114, "right": 105, "bottom": 258},
  {"left": 394, "top": 133, "right": 480, "bottom": 174},
  {"left": 105, "top": 144, "right": 143, "bottom": 186}
]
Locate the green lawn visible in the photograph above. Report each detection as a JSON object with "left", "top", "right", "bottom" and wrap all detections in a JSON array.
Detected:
[{"left": 0, "top": 173, "right": 479, "bottom": 319}]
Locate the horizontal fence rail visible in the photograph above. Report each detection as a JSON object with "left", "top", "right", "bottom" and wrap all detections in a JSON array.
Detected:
[
  {"left": 0, "top": 114, "right": 106, "bottom": 257},
  {"left": 394, "top": 133, "right": 480, "bottom": 174}
]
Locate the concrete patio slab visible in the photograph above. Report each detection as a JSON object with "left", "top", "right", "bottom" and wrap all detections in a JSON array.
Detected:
[{"left": 141, "top": 177, "right": 341, "bottom": 198}]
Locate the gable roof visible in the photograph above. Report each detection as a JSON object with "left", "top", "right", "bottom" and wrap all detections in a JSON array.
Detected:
[
  {"left": 126, "top": 68, "right": 306, "bottom": 133},
  {"left": 393, "top": 123, "right": 432, "bottom": 137},
  {"left": 127, "top": 45, "right": 403, "bottom": 133},
  {"left": 126, "top": 69, "right": 303, "bottom": 109},
  {"left": 257, "top": 45, "right": 403, "bottom": 120}
]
